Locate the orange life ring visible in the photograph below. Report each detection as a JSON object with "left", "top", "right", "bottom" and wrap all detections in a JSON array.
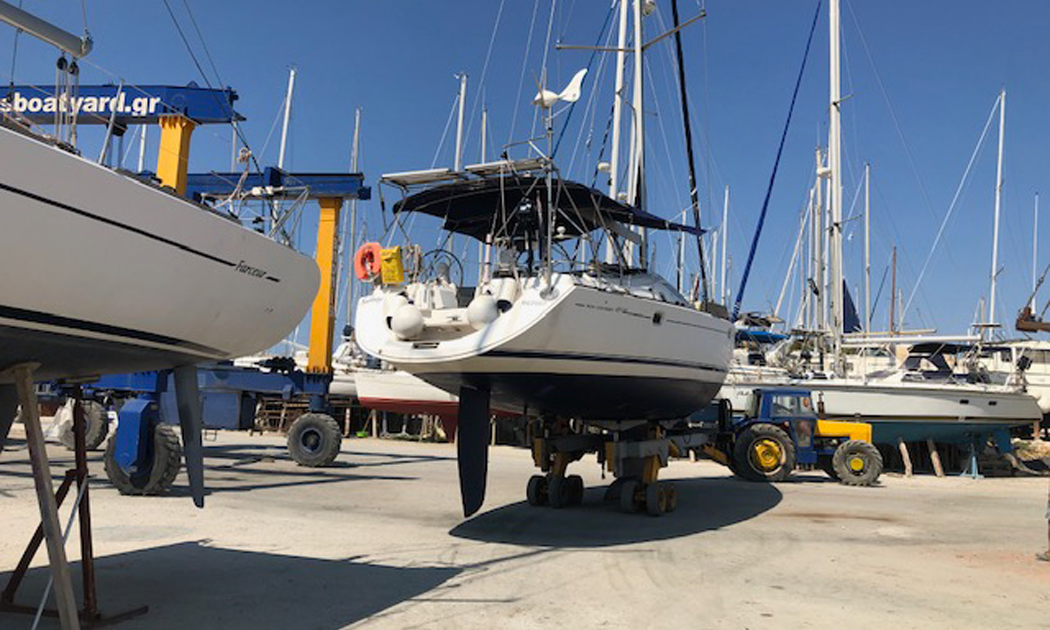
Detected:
[{"left": 354, "top": 242, "right": 382, "bottom": 281}]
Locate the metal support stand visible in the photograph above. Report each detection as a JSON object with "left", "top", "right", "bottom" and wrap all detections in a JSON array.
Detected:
[
  {"left": 957, "top": 436, "right": 984, "bottom": 479},
  {"left": 0, "top": 373, "right": 148, "bottom": 627}
]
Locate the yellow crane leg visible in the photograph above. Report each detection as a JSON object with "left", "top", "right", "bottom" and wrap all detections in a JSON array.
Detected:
[
  {"left": 156, "top": 115, "right": 196, "bottom": 197},
  {"left": 306, "top": 196, "right": 343, "bottom": 374}
]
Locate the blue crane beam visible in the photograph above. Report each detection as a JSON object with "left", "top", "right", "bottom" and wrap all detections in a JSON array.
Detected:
[
  {"left": 1, "top": 82, "right": 243, "bottom": 125},
  {"left": 185, "top": 167, "right": 371, "bottom": 201}
]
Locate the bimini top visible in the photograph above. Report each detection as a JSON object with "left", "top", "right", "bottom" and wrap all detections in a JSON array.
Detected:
[{"left": 391, "top": 174, "right": 703, "bottom": 241}]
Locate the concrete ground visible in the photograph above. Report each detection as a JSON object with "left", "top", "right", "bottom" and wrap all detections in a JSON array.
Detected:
[{"left": 1, "top": 428, "right": 1048, "bottom": 629}]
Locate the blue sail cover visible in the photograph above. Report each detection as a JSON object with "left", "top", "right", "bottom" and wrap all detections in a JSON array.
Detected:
[{"left": 843, "top": 280, "right": 861, "bottom": 333}]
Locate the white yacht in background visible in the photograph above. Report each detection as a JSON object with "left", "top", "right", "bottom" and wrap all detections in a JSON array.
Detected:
[{"left": 718, "top": 0, "right": 1041, "bottom": 445}]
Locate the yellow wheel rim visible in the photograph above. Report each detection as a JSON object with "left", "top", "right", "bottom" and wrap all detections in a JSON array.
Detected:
[
  {"left": 848, "top": 456, "right": 866, "bottom": 472},
  {"left": 751, "top": 439, "right": 783, "bottom": 471}
]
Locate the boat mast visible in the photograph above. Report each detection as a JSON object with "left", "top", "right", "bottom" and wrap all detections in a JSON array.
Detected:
[
  {"left": 721, "top": 185, "right": 730, "bottom": 303},
  {"left": 864, "top": 162, "right": 871, "bottom": 334},
  {"left": 346, "top": 107, "right": 361, "bottom": 329},
  {"left": 890, "top": 245, "right": 897, "bottom": 334},
  {"left": 278, "top": 67, "right": 296, "bottom": 170},
  {"left": 454, "top": 72, "right": 467, "bottom": 172},
  {"left": 988, "top": 87, "right": 1006, "bottom": 328},
  {"left": 828, "top": 0, "right": 844, "bottom": 367},
  {"left": 605, "top": 0, "right": 630, "bottom": 264},
  {"left": 630, "top": 0, "right": 647, "bottom": 268},
  {"left": 669, "top": 0, "right": 708, "bottom": 300},
  {"left": 1034, "top": 192, "right": 1040, "bottom": 309}
]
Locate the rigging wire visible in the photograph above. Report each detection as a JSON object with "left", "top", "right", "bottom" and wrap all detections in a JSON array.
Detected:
[
  {"left": 732, "top": 0, "right": 822, "bottom": 321},
  {"left": 463, "top": 0, "right": 505, "bottom": 157},
  {"left": 508, "top": 0, "right": 542, "bottom": 148},
  {"left": 902, "top": 93, "right": 999, "bottom": 322}
]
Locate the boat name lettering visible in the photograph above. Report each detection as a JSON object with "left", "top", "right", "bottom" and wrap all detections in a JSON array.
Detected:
[
  {"left": 574, "top": 302, "right": 614, "bottom": 312},
  {"left": 235, "top": 260, "right": 268, "bottom": 278}
]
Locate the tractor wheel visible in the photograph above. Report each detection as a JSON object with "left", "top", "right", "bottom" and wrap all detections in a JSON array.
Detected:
[
  {"left": 104, "top": 424, "right": 182, "bottom": 496},
  {"left": 733, "top": 424, "right": 796, "bottom": 482},
  {"left": 287, "top": 413, "right": 342, "bottom": 467},
  {"left": 619, "top": 479, "right": 640, "bottom": 513},
  {"left": 59, "top": 400, "right": 110, "bottom": 451},
  {"left": 818, "top": 455, "right": 839, "bottom": 481},
  {"left": 832, "top": 440, "right": 883, "bottom": 486},
  {"left": 526, "top": 474, "right": 549, "bottom": 506}
]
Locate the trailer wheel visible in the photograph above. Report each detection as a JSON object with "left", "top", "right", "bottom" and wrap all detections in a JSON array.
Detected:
[
  {"left": 566, "top": 474, "right": 585, "bottom": 506},
  {"left": 619, "top": 479, "right": 640, "bottom": 513},
  {"left": 546, "top": 476, "right": 571, "bottom": 506},
  {"left": 526, "top": 474, "right": 548, "bottom": 506},
  {"left": 287, "top": 413, "right": 342, "bottom": 467},
  {"left": 734, "top": 424, "right": 796, "bottom": 482},
  {"left": 104, "top": 424, "right": 182, "bottom": 496},
  {"left": 832, "top": 440, "right": 883, "bottom": 486},
  {"left": 59, "top": 400, "right": 110, "bottom": 451}
]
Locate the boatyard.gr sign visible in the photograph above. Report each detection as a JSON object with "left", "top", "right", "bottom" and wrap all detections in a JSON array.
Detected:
[{"left": 0, "top": 83, "right": 244, "bottom": 125}]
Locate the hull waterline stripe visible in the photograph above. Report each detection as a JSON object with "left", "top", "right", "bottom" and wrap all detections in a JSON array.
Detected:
[
  {"left": 0, "top": 304, "right": 225, "bottom": 357},
  {"left": 0, "top": 180, "right": 281, "bottom": 282},
  {"left": 483, "top": 349, "right": 727, "bottom": 373}
]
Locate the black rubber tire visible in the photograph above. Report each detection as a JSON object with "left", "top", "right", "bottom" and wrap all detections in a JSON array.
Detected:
[
  {"left": 645, "top": 482, "right": 666, "bottom": 516},
  {"left": 104, "top": 424, "right": 182, "bottom": 496},
  {"left": 287, "top": 413, "right": 342, "bottom": 467},
  {"left": 832, "top": 440, "right": 883, "bottom": 486},
  {"left": 566, "top": 474, "right": 584, "bottom": 506},
  {"left": 548, "top": 476, "right": 569, "bottom": 509},
  {"left": 663, "top": 481, "right": 678, "bottom": 513},
  {"left": 60, "top": 400, "right": 109, "bottom": 451},
  {"left": 733, "top": 423, "right": 796, "bottom": 482},
  {"left": 526, "top": 474, "right": 548, "bottom": 506},
  {"left": 818, "top": 455, "right": 839, "bottom": 481},
  {"left": 619, "top": 479, "right": 640, "bottom": 513}
]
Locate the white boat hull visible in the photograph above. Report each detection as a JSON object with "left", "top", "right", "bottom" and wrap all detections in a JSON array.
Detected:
[
  {"left": 0, "top": 124, "right": 319, "bottom": 382},
  {"left": 357, "top": 274, "right": 734, "bottom": 421},
  {"left": 721, "top": 368, "right": 1042, "bottom": 443},
  {"left": 355, "top": 367, "right": 460, "bottom": 417}
]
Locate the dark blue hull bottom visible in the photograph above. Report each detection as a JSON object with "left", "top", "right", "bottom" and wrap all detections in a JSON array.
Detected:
[{"left": 419, "top": 371, "right": 724, "bottom": 421}]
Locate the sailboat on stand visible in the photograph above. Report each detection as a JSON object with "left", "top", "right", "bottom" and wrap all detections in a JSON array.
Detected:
[{"left": 356, "top": 1, "right": 734, "bottom": 516}]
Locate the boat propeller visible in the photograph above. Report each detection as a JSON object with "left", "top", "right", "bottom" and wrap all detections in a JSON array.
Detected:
[
  {"left": 173, "top": 365, "right": 206, "bottom": 508},
  {"left": 456, "top": 386, "right": 491, "bottom": 517}
]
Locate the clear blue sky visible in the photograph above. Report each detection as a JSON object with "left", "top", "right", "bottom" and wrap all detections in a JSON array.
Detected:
[{"left": 2, "top": 0, "right": 1047, "bottom": 340}]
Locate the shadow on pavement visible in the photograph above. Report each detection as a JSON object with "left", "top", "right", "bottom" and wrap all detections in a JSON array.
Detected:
[
  {"left": 0, "top": 541, "right": 460, "bottom": 630},
  {"left": 450, "top": 475, "right": 782, "bottom": 548}
]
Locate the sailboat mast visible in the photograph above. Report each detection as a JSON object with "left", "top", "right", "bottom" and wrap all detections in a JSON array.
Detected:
[
  {"left": 828, "top": 0, "right": 844, "bottom": 363},
  {"left": 890, "top": 245, "right": 897, "bottom": 334},
  {"left": 454, "top": 73, "right": 467, "bottom": 172},
  {"left": 631, "top": 0, "right": 647, "bottom": 268},
  {"left": 989, "top": 88, "right": 1006, "bottom": 326},
  {"left": 721, "top": 185, "right": 729, "bottom": 303},
  {"left": 278, "top": 67, "right": 296, "bottom": 170},
  {"left": 346, "top": 107, "right": 361, "bottom": 328},
  {"left": 1034, "top": 192, "right": 1040, "bottom": 309},
  {"left": 608, "top": 0, "right": 629, "bottom": 202},
  {"left": 864, "top": 162, "right": 871, "bottom": 334},
  {"left": 670, "top": 0, "right": 708, "bottom": 301}
]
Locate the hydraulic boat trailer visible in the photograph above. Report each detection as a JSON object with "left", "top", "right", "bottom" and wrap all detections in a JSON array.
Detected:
[{"left": 524, "top": 418, "right": 713, "bottom": 516}]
